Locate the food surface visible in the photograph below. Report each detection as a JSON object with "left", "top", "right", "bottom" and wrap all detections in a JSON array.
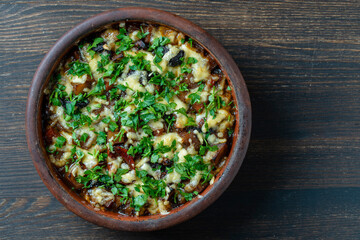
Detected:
[{"left": 43, "top": 21, "right": 236, "bottom": 216}]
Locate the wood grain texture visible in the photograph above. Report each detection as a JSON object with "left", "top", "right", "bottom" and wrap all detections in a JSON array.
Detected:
[{"left": 0, "top": 0, "right": 359, "bottom": 238}]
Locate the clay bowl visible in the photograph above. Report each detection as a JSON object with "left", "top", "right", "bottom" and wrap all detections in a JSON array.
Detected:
[{"left": 26, "top": 7, "right": 251, "bottom": 231}]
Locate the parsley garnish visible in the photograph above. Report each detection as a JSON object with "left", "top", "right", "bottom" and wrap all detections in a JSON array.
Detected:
[
  {"left": 49, "top": 84, "right": 67, "bottom": 106},
  {"left": 55, "top": 136, "right": 66, "bottom": 149},
  {"left": 80, "top": 133, "right": 89, "bottom": 142},
  {"left": 136, "top": 26, "right": 149, "bottom": 39},
  {"left": 87, "top": 37, "right": 104, "bottom": 57},
  {"left": 135, "top": 170, "right": 167, "bottom": 199},
  {"left": 97, "top": 53, "right": 110, "bottom": 73},
  {"left": 205, "top": 86, "right": 226, "bottom": 119},
  {"left": 116, "top": 28, "right": 134, "bottom": 54},
  {"left": 179, "top": 83, "right": 189, "bottom": 92},
  {"left": 188, "top": 38, "right": 193, "bottom": 47},
  {"left": 88, "top": 78, "right": 105, "bottom": 96},
  {"left": 127, "top": 137, "right": 153, "bottom": 158},
  {"left": 96, "top": 131, "right": 107, "bottom": 145},
  {"left": 179, "top": 190, "right": 196, "bottom": 201},
  {"left": 68, "top": 61, "right": 92, "bottom": 77},
  {"left": 131, "top": 194, "right": 148, "bottom": 212},
  {"left": 114, "top": 128, "right": 126, "bottom": 143},
  {"left": 129, "top": 52, "right": 151, "bottom": 71},
  {"left": 187, "top": 84, "right": 205, "bottom": 105},
  {"left": 148, "top": 37, "right": 170, "bottom": 71},
  {"left": 148, "top": 37, "right": 170, "bottom": 51},
  {"left": 174, "top": 154, "right": 209, "bottom": 180},
  {"left": 180, "top": 66, "right": 192, "bottom": 74},
  {"left": 198, "top": 136, "right": 218, "bottom": 156},
  {"left": 66, "top": 113, "right": 92, "bottom": 129},
  {"left": 187, "top": 57, "right": 198, "bottom": 64},
  {"left": 101, "top": 117, "right": 118, "bottom": 132}
]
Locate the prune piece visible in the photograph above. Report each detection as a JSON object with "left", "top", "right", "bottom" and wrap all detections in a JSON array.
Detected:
[
  {"left": 134, "top": 40, "right": 146, "bottom": 49},
  {"left": 211, "top": 66, "right": 222, "bottom": 75},
  {"left": 75, "top": 99, "right": 89, "bottom": 108},
  {"left": 127, "top": 69, "right": 136, "bottom": 76},
  {"left": 87, "top": 180, "right": 100, "bottom": 189},
  {"left": 92, "top": 43, "right": 104, "bottom": 52},
  {"left": 162, "top": 158, "right": 173, "bottom": 166},
  {"left": 111, "top": 52, "right": 124, "bottom": 62},
  {"left": 168, "top": 50, "right": 184, "bottom": 67},
  {"left": 59, "top": 98, "right": 68, "bottom": 108},
  {"left": 60, "top": 98, "right": 89, "bottom": 109}
]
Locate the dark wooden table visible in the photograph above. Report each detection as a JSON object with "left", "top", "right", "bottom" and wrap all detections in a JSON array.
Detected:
[{"left": 1, "top": 0, "right": 359, "bottom": 239}]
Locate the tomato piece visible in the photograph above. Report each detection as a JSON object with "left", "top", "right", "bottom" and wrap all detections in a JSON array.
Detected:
[
  {"left": 105, "top": 80, "right": 114, "bottom": 91},
  {"left": 108, "top": 146, "right": 135, "bottom": 170}
]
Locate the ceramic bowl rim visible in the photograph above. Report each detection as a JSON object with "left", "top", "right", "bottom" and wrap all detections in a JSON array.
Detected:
[{"left": 26, "top": 7, "right": 251, "bottom": 231}]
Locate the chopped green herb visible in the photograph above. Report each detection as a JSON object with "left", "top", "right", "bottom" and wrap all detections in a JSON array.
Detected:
[
  {"left": 55, "top": 136, "right": 66, "bottom": 149},
  {"left": 131, "top": 194, "right": 148, "bottom": 211},
  {"left": 114, "top": 128, "right": 126, "bottom": 142},
  {"left": 148, "top": 37, "right": 170, "bottom": 51},
  {"left": 87, "top": 37, "right": 104, "bottom": 57},
  {"left": 187, "top": 57, "right": 198, "bottom": 64},
  {"left": 188, "top": 38, "right": 193, "bottom": 47},
  {"left": 68, "top": 61, "right": 92, "bottom": 77},
  {"left": 116, "top": 28, "right": 134, "bottom": 54},
  {"left": 96, "top": 131, "right": 107, "bottom": 145},
  {"left": 136, "top": 26, "right": 150, "bottom": 39}
]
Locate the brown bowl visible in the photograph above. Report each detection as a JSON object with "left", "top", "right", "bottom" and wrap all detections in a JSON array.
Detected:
[{"left": 26, "top": 7, "right": 251, "bottom": 231}]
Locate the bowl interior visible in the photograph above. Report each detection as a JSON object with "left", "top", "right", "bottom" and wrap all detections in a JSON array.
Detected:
[{"left": 26, "top": 7, "right": 251, "bottom": 231}]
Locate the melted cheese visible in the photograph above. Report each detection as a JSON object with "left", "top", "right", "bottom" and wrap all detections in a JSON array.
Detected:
[
  {"left": 172, "top": 96, "right": 188, "bottom": 128},
  {"left": 180, "top": 44, "right": 210, "bottom": 82},
  {"left": 153, "top": 133, "right": 183, "bottom": 159},
  {"left": 148, "top": 120, "right": 164, "bottom": 130},
  {"left": 165, "top": 171, "right": 181, "bottom": 184},
  {"left": 185, "top": 171, "right": 203, "bottom": 192},
  {"left": 101, "top": 28, "right": 119, "bottom": 51},
  {"left": 202, "top": 109, "right": 230, "bottom": 132},
  {"left": 81, "top": 150, "right": 98, "bottom": 169},
  {"left": 154, "top": 132, "right": 182, "bottom": 147},
  {"left": 122, "top": 169, "right": 136, "bottom": 184},
  {"left": 88, "top": 187, "right": 115, "bottom": 206},
  {"left": 45, "top": 22, "right": 236, "bottom": 216},
  {"left": 124, "top": 71, "right": 146, "bottom": 93}
]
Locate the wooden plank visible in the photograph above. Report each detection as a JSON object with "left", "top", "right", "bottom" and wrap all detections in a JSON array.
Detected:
[
  {"left": 0, "top": 0, "right": 359, "bottom": 238},
  {"left": 1, "top": 188, "right": 360, "bottom": 239}
]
